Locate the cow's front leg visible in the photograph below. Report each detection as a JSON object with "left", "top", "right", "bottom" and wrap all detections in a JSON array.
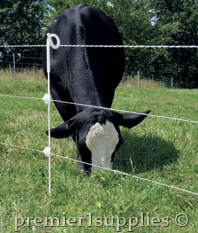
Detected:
[{"left": 77, "top": 152, "right": 86, "bottom": 171}]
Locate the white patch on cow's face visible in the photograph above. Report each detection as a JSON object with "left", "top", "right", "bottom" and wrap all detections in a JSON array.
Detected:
[{"left": 85, "top": 120, "right": 119, "bottom": 173}]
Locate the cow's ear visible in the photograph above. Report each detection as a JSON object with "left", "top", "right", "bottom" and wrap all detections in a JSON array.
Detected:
[
  {"left": 45, "top": 118, "right": 77, "bottom": 138},
  {"left": 117, "top": 110, "right": 151, "bottom": 128}
]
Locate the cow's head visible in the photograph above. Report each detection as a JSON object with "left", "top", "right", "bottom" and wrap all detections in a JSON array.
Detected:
[{"left": 46, "top": 108, "right": 150, "bottom": 173}]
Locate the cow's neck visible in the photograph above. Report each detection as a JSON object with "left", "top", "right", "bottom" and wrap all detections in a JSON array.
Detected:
[
  {"left": 69, "top": 68, "right": 108, "bottom": 112},
  {"left": 72, "top": 91, "right": 107, "bottom": 112}
]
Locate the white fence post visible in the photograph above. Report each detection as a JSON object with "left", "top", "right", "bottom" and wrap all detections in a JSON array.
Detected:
[
  {"left": 152, "top": 74, "right": 154, "bottom": 87},
  {"left": 171, "top": 78, "right": 173, "bottom": 88},
  {"left": 47, "top": 34, "right": 52, "bottom": 204},
  {"left": 138, "top": 71, "right": 140, "bottom": 88},
  {"left": 42, "top": 33, "right": 60, "bottom": 206},
  {"left": 13, "top": 53, "right": 16, "bottom": 89}
]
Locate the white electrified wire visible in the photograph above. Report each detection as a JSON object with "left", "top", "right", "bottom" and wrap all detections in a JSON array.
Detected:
[
  {"left": 0, "top": 44, "right": 198, "bottom": 48},
  {"left": 0, "top": 142, "right": 41, "bottom": 153},
  {"left": 0, "top": 94, "right": 42, "bottom": 101},
  {"left": 1, "top": 141, "right": 198, "bottom": 196},
  {"left": 59, "top": 45, "right": 198, "bottom": 49},
  {"left": 52, "top": 99, "right": 198, "bottom": 124},
  {"left": 0, "top": 94, "right": 198, "bottom": 124}
]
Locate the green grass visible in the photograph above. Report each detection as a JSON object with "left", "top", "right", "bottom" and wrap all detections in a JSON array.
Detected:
[{"left": 0, "top": 71, "right": 198, "bottom": 232}]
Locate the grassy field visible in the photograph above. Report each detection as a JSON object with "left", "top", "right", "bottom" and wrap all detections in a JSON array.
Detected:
[{"left": 0, "top": 69, "right": 198, "bottom": 232}]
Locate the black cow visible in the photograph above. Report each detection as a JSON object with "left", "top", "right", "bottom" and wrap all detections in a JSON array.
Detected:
[{"left": 42, "top": 3, "right": 150, "bottom": 173}]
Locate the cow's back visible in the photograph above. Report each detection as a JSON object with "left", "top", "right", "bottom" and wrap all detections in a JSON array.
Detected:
[{"left": 42, "top": 3, "right": 124, "bottom": 112}]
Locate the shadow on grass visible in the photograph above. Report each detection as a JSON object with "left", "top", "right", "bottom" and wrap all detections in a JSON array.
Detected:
[{"left": 114, "top": 130, "right": 179, "bottom": 175}]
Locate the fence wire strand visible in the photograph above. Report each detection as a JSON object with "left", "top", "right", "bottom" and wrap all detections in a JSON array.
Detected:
[
  {"left": 0, "top": 94, "right": 42, "bottom": 101},
  {"left": 0, "top": 94, "right": 198, "bottom": 124},
  {"left": 1, "top": 44, "right": 198, "bottom": 48},
  {"left": 1, "top": 142, "right": 198, "bottom": 197}
]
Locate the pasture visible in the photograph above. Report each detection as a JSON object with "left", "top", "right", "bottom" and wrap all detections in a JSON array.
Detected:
[{"left": 0, "top": 69, "right": 198, "bottom": 232}]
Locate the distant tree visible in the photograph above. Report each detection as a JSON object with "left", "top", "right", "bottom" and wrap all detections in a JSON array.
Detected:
[
  {"left": 106, "top": 0, "right": 155, "bottom": 72},
  {"left": 149, "top": 0, "right": 198, "bottom": 88},
  {"left": 0, "top": 0, "right": 48, "bottom": 67}
]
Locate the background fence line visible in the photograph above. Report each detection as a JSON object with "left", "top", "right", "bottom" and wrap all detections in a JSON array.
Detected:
[
  {"left": 1, "top": 56, "right": 195, "bottom": 89},
  {"left": 0, "top": 53, "right": 42, "bottom": 67},
  {"left": 122, "top": 70, "right": 196, "bottom": 89}
]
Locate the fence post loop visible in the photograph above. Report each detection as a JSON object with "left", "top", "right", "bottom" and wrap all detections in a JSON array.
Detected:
[
  {"left": 47, "top": 33, "right": 60, "bottom": 50},
  {"left": 46, "top": 33, "right": 60, "bottom": 74}
]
